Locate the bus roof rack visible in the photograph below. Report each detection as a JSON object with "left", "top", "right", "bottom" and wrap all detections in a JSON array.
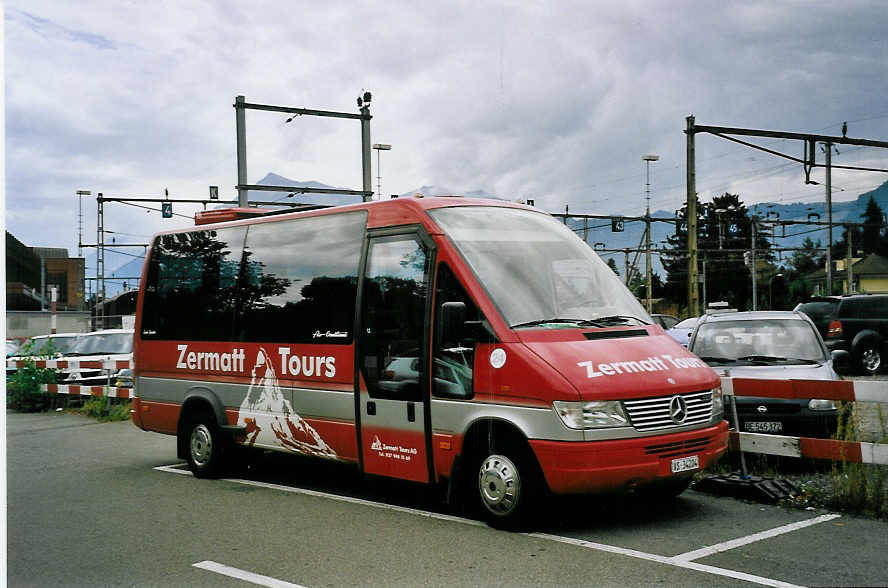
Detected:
[{"left": 194, "top": 205, "right": 331, "bottom": 225}]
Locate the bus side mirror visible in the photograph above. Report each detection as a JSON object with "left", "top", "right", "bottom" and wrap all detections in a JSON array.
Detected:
[
  {"left": 830, "top": 349, "right": 851, "bottom": 375},
  {"left": 440, "top": 301, "right": 467, "bottom": 345}
]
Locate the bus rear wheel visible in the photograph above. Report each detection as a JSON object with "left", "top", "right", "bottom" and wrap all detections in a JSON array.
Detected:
[{"left": 186, "top": 414, "right": 225, "bottom": 478}]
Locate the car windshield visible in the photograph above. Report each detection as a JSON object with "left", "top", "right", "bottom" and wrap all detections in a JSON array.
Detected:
[
  {"left": 691, "top": 319, "right": 826, "bottom": 364},
  {"left": 429, "top": 206, "right": 651, "bottom": 328},
  {"left": 15, "top": 335, "right": 81, "bottom": 356},
  {"left": 73, "top": 332, "right": 133, "bottom": 355}
]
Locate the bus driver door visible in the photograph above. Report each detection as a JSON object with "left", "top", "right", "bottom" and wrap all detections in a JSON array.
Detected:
[{"left": 357, "top": 232, "right": 433, "bottom": 483}]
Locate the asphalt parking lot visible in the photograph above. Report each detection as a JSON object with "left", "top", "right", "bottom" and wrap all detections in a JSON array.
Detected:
[{"left": 7, "top": 410, "right": 888, "bottom": 587}]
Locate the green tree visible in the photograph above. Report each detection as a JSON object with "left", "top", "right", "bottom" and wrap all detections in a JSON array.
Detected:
[
  {"left": 606, "top": 258, "right": 619, "bottom": 276},
  {"left": 661, "top": 193, "right": 773, "bottom": 311},
  {"left": 789, "top": 237, "right": 822, "bottom": 276},
  {"left": 861, "top": 196, "right": 885, "bottom": 256}
]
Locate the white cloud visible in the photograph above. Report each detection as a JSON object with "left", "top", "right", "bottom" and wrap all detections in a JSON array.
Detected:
[{"left": 5, "top": 0, "right": 888, "bottom": 254}]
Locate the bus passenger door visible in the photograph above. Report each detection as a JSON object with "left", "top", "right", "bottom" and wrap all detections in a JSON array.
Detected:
[{"left": 357, "top": 233, "right": 432, "bottom": 483}]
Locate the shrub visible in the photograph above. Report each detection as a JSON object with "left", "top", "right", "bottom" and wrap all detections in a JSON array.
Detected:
[{"left": 6, "top": 340, "right": 58, "bottom": 412}]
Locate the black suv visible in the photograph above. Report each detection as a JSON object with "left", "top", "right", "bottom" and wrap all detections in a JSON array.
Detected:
[
  {"left": 794, "top": 296, "right": 841, "bottom": 339},
  {"left": 823, "top": 294, "right": 888, "bottom": 375}
]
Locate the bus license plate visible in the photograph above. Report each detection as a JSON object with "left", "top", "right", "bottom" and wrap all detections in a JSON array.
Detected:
[
  {"left": 670, "top": 455, "right": 699, "bottom": 473},
  {"left": 745, "top": 421, "right": 782, "bottom": 433}
]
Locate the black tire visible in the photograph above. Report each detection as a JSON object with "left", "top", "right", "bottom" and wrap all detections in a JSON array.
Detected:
[
  {"left": 857, "top": 341, "right": 883, "bottom": 376},
  {"left": 184, "top": 412, "right": 226, "bottom": 479},
  {"left": 635, "top": 476, "right": 693, "bottom": 502},
  {"left": 473, "top": 443, "right": 541, "bottom": 530}
]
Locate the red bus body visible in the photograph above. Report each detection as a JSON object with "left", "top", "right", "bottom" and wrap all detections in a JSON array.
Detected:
[{"left": 133, "top": 197, "right": 727, "bottom": 524}]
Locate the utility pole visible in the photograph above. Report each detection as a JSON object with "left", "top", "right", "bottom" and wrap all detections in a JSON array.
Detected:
[
  {"left": 624, "top": 248, "right": 630, "bottom": 286},
  {"left": 643, "top": 154, "right": 658, "bottom": 314},
  {"left": 825, "top": 142, "right": 833, "bottom": 295},
  {"left": 360, "top": 96, "right": 372, "bottom": 200},
  {"left": 235, "top": 95, "right": 248, "bottom": 207},
  {"left": 96, "top": 193, "right": 105, "bottom": 330},
  {"left": 847, "top": 225, "right": 854, "bottom": 293},
  {"left": 751, "top": 216, "right": 758, "bottom": 311},
  {"left": 686, "top": 116, "right": 699, "bottom": 316}
]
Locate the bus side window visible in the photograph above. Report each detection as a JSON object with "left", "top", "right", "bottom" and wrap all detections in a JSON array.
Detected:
[{"left": 432, "top": 263, "right": 491, "bottom": 399}]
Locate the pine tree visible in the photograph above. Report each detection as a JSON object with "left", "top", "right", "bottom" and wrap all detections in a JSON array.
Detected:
[{"left": 661, "top": 193, "right": 773, "bottom": 311}]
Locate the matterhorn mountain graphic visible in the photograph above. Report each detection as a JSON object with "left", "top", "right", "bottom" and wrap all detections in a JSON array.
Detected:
[{"left": 237, "top": 348, "right": 337, "bottom": 459}]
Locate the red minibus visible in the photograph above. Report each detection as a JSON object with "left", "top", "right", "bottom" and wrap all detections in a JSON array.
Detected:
[{"left": 133, "top": 197, "right": 727, "bottom": 528}]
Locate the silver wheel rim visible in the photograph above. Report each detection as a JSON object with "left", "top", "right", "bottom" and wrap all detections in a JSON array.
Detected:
[
  {"left": 190, "top": 424, "right": 213, "bottom": 467},
  {"left": 862, "top": 348, "right": 881, "bottom": 373},
  {"left": 478, "top": 454, "right": 520, "bottom": 516}
]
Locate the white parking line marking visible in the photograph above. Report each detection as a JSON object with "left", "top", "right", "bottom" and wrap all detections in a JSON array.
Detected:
[
  {"left": 153, "top": 464, "right": 193, "bottom": 475},
  {"left": 672, "top": 513, "right": 842, "bottom": 562},
  {"left": 193, "top": 560, "right": 306, "bottom": 588},
  {"left": 159, "top": 464, "right": 804, "bottom": 587}
]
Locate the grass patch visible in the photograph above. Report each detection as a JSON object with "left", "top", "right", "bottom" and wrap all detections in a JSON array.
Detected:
[{"left": 71, "top": 397, "right": 132, "bottom": 422}]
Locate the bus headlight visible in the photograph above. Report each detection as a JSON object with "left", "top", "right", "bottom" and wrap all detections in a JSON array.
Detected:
[
  {"left": 553, "top": 400, "right": 629, "bottom": 429},
  {"left": 711, "top": 386, "right": 724, "bottom": 419}
]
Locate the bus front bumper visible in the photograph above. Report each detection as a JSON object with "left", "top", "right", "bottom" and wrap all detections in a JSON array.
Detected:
[{"left": 529, "top": 420, "right": 729, "bottom": 494}]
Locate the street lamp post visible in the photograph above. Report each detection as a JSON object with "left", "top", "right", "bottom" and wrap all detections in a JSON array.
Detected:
[
  {"left": 642, "top": 155, "right": 659, "bottom": 313},
  {"left": 372, "top": 143, "right": 391, "bottom": 199}
]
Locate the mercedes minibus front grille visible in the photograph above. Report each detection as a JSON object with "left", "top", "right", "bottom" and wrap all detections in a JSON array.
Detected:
[{"left": 623, "top": 390, "right": 713, "bottom": 432}]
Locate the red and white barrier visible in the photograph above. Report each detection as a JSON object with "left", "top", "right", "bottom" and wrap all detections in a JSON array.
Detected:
[
  {"left": 40, "top": 384, "right": 135, "bottom": 399},
  {"left": 7, "top": 359, "right": 133, "bottom": 370},
  {"left": 729, "top": 432, "right": 888, "bottom": 465},
  {"left": 721, "top": 376, "right": 888, "bottom": 465},
  {"left": 721, "top": 377, "right": 888, "bottom": 404}
]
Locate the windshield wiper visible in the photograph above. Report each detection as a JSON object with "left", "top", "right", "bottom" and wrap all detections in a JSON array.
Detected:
[
  {"left": 511, "top": 318, "right": 601, "bottom": 329},
  {"left": 737, "top": 355, "right": 820, "bottom": 365},
  {"left": 591, "top": 315, "right": 649, "bottom": 326},
  {"left": 698, "top": 355, "right": 736, "bottom": 364}
]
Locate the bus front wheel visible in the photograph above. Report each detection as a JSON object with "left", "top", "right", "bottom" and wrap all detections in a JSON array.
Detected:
[{"left": 474, "top": 445, "right": 540, "bottom": 530}]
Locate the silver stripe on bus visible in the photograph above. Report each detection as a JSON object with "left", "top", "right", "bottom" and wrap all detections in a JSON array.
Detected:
[{"left": 137, "top": 376, "right": 356, "bottom": 423}]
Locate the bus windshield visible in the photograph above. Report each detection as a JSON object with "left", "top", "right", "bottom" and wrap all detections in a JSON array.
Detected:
[{"left": 428, "top": 206, "right": 651, "bottom": 329}]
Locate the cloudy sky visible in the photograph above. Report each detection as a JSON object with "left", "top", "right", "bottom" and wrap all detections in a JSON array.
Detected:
[{"left": 5, "top": 1, "right": 888, "bottom": 257}]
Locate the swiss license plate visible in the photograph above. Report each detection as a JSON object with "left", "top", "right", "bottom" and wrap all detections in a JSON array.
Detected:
[
  {"left": 670, "top": 455, "right": 699, "bottom": 473},
  {"left": 744, "top": 421, "right": 782, "bottom": 433}
]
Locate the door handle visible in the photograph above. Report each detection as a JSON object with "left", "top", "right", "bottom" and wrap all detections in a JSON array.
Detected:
[
  {"left": 407, "top": 402, "right": 415, "bottom": 422},
  {"left": 367, "top": 401, "right": 376, "bottom": 416}
]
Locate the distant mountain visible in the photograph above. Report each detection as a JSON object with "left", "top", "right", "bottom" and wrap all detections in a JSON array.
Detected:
[
  {"left": 747, "top": 179, "right": 888, "bottom": 228},
  {"left": 249, "top": 173, "right": 364, "bottom": 207}
]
